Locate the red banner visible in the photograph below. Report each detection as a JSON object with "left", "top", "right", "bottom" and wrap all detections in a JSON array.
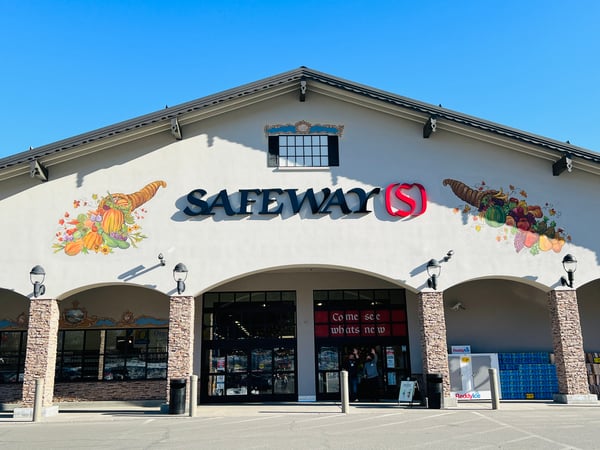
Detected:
[{"left": 315, "top": 308, "right": 406, "bottom": 337}]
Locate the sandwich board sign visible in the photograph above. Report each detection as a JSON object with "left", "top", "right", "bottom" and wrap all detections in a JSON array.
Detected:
[{"left": 398, "top": 380, "right": 417, "bottom": 404}]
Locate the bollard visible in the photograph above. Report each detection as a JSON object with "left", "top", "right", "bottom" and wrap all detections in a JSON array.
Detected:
[
  {"left": 33, "top": 378, "right": 44, "bottom": 422},
  {"left": 189, "top": 374, "right": 198, "bottom": 417},
  {"left": 489, "top": 368, "right": 500, "bottom": 410},
  {"left": 340, "top": 370, "right": 349, "bottom": 414}
]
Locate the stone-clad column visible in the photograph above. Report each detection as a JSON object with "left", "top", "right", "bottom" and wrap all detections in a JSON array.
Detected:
[
  {"left": 547, "top": 289, "right": 596, "bottom": 404},
  {"left": 417, "top": 291, "right": 451, "bottom": 403},
  {"left": 166, "top": 296, "right": 195, "bottom": 404},
  {"left": 21, "top": 298, "right": 60, "bottom": 410}
]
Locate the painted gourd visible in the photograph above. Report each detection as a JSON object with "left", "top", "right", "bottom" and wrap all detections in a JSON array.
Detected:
[
  {"left": 83, "top": 231, "right": 103, "bottom": 250},
  {"left": 64, "top": 240, "right": 84, "bottom": 256},
  {"left": 485, "top": 205, "right": 506, "bottom": 227}
]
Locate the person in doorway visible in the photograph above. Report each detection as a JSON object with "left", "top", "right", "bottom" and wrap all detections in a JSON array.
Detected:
[
  {"left": 342, "top": 349, "right": 360, "bottom": 401},
  {"left": 362, "top": 348, "right": 379, "bottom": 402}
]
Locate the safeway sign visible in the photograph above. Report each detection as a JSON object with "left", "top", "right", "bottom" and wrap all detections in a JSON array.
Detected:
[{"left": 181, "top": 182, "right": 427, "bottom": 218}]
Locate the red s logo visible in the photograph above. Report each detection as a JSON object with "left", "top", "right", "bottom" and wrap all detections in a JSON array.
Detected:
[{"left": 385, "top": 183, "right": 427, "bottom": 217}]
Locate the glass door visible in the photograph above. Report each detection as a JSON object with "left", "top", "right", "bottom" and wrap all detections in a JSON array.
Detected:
[
  {"left": 317, "top": 346, "right": 340, "bottom": 396},
  {"left": 316, "top": 342, "right": 411, "bottom": 401},
  {"left": 201, "top": 290, "right": 297, "bottom": 403},
  {"left": 204, "top": 344, "right": 296, "bottom": 402}
]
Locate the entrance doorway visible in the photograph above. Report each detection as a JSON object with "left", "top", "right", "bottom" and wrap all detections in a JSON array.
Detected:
[
  {"left": 316, "top": 342, "right": 410, "bottom": 401},
  {"left": 200, "top": 291, "right": 297, "bottom": 403},
  {"left": 314, "top": 289, "right": 410, "bottom": 401}
]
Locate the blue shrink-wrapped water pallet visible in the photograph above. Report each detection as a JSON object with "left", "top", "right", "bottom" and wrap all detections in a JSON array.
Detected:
[{"left": 498, "top": 352, "right": 557, "bottom": 400}]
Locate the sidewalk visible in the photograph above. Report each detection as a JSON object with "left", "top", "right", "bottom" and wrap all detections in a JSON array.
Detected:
[
  {"left": 2, "top": 400, "right": 599, "bottom": 449},
  {"left": 3, "top": 398, "right": 597, "bottom": 423}
]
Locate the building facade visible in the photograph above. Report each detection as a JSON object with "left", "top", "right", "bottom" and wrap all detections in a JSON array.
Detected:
[{"left": 1, "top": 68, "right": 599, "bottom": 412}]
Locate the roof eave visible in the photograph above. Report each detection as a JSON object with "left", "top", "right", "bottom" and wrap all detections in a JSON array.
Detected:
[{"left": 1, "top": 67, "right": 599, "bottom": 181}]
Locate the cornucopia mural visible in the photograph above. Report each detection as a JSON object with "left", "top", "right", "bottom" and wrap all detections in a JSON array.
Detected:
[
  {"left": 53, "top": 180, "right": 166, "bottom": 256},
  {"left": 444, "top": 178, "right": 571, "bottom": 255}
]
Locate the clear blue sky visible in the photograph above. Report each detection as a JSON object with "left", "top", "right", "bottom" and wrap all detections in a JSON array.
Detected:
[{"left": 1, "top": 1, "right": 599, "bottom": 159}]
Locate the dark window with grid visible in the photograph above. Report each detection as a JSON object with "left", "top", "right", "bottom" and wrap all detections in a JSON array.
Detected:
[
  {"left": 55, "top": 328, "right": 168, "bottom": 382},
  {"left": 0, "top": 331, "right": 27, "bottom": 383},
  {"left": 268, "top": 135, "right": 339, "bottom": 167}
]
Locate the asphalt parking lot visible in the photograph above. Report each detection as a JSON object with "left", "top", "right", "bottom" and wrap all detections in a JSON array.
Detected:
[{"left": 1, "top": 401, "right": 599, "bottom": 449}]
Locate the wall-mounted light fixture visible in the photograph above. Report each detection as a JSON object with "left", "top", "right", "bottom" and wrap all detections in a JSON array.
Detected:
[
  {"left": 30, "top": 265, "right": 46, "bottom": 298},
  {"left": 426, "top": 259, "right": 441, "bottom": 290},
  {"left": 560, "top": 254, "right": 577, "bottom": 288},
  {"left": 158, "top": 253, "right": 166, "bottom": 266},
  {"left": 173, "top": 263, "right": 188, "bottom": 294},
  {"left": 442, "top": 250, "right": 454, "bottom": 262}
]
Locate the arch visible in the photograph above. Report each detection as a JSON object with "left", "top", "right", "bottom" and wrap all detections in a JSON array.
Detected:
[
  {"left": 0, "top": 288, "right": 30, "bottom": 330},
  {"left": 53, "top": 283, "right": 172, "bottom": 403},
  {"left": 57, "top": 282, "right": 168, "bottom": 301},
  {"left": 443, "top": 278, "right": 552, "bottom": 354},
  {"left": 196, "top": 263, "right": 416, "bottom": 296},
  {"left": 576, "top": 278, "right": 600, "bottom": 355},
  {"left": 444, "top": 275, "right": 550, "bottom": 293},
  {"left": 194, "top": 264, "right": 419, "bottom": 401},
  {"left": 58, "top": 283, "right": 170, "bottom": 329}
]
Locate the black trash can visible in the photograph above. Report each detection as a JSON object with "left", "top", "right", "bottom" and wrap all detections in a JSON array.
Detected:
[
  {"left": 169, "top": 378, "right": 187, "bottom": 414},
  {"left": 426, "top": 373, "right": 443, "bottom": 409}
]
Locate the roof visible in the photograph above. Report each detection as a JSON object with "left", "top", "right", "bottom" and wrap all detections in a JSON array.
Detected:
[{"left": 1, "top": 66, "right": 599, "bottom": 181}]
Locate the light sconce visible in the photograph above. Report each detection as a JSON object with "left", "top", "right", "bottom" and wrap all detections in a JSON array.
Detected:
[
  {"left": 426, "top": 259, "right": 441, "bottom": 290},
  {"left": 560, "top": 254, "right": 577, "bottom": 288},
  {"left": 30, "top": 265, "right": 46, "bottom": 298},
  {"left": 442, "top": 250, "right": 454, "bottom": 262},
  {"left": 158, "top": 253, "right": 166, "bottom": 266},
  {"left": 173, "top": 263, "right": 188, "bottom": 294}
]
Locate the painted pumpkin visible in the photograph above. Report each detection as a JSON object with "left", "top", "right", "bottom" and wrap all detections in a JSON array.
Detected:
[{"left": 101, "top": 208, "right": 124, "bottom": 233}]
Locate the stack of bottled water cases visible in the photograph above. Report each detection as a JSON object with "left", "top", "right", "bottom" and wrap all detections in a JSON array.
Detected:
[{"left": 498, "top": 352, "right": 558, "bottom": 400}]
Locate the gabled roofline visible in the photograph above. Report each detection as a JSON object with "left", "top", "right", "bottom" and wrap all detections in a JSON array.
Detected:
[{"left": 1, "top": 67, "right": 599, "bottom": 181}]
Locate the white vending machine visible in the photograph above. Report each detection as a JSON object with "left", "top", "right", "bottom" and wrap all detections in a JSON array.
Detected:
[{"left": 448, "top": 353, "right": 501, "bottom": 400}]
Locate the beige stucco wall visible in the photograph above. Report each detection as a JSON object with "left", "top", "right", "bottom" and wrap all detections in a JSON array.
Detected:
[{"left": 1, "top": 90, "right": 598, "bottom": 300}]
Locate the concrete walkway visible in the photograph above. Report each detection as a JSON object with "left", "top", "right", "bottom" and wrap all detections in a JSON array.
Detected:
[{"left": 1, "top": 400, "right": 599, "bottom": 449}]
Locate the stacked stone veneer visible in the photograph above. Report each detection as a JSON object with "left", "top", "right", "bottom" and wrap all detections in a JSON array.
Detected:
[
  {"left": 547, "top": 289, "right": 590, "bottom": 395},
  {"left": 54, "top": 380, "right": 164, "bottom": 401},
  {"left": 21, "top": 298, "right": 60, "bottom": 407},
  {"left": 417, "top": 291, "right": 451, "bottom": 397},
  {"left": 166, "top": 296, "right": 195, "bottom": 403}
]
